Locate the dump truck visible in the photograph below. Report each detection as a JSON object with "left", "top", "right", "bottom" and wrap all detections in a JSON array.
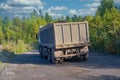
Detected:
[{"left": 38, "top": 21, "right": 90, "bottom": 63}]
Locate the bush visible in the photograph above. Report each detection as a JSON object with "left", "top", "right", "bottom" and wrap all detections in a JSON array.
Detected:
[
  {"left": 114, "top": 40, "right": 120, "bottom": 54},
  {"left": 15, "top": 40, "right": 26, "bottom": 54},
  {"left": 2, "top": 40, "right": 34, "bottom": 54}
]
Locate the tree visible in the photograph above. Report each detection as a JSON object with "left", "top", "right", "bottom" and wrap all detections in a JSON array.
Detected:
[
  {"left": 72, "top": 15, "right": 78, "bottom": 22},
  {"left": 78, "top": 16, "right": 83, "bottom": 22},
  {"left": 0, "top": 17, "right": 3, "bottom": 26},
  {"left": 65, "top": 15, "right": 72, "bottom": 22},
  {"left": 13, "top": 17, "right": 21, "bottom": 27},
  {"left": 84, "top": 16, "right": 93, "bottom": 22},
  {"left": 0, "top": 26, "right": 3, "bottom": 44},
  {"left": 45, "top": 13, "right": 53, "bottom": 24},
  {"left": 96, "top": 0, "right": 114, "bottom": 17}
]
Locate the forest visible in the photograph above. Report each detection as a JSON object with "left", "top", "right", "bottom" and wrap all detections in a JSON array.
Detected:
[{"left": 0, "top": 0, "right": 120, "bottom": 54}]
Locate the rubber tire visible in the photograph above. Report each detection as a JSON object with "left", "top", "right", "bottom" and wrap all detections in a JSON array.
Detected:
[
  {"left": 47, "top": 50, "right": 51, "bottom": 61},
  {"left": 83, "top": 54, "right": 88, "bottom": 61},
  {"left": 51, "top": 56, "right": 58, "bottom": 64},
  {"left": 39, "top": 47, "right": 42, "bottom": 57},
  {"left": 59, "top": 58, "right": 64, "bottom": 64}
]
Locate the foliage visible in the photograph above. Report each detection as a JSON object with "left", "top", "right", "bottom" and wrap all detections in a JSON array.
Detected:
[
  {"left": 2, "top": 40, "right": 34, "bottom": 54},
  {"left": 0, "top": 10, "right": 47, "bottom": 53},
  {"left": 96, "top": 0, "right": 114, "bottom": 17},
  {"left": 0, "top": 11, "right": 47, "bottom": 45},
  {"left": 45, "top": 13, "right": 53, "bottom": 24},
  {"left": 1, "top": 0, "right": 120, "bottom": 54},
  {"left": 14, "top": 40, "right": 26, "bottom": 53},
  {"left": 87, "top": 0, "right": 120, "bottom": 54}
]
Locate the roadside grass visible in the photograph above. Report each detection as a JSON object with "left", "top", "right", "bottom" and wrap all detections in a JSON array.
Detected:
[
  {"left": 0, "top": 51, "right": 8, "bottom": 71},
  {"left": 0, "top": 61, "right": 3, "bottom": 70},
  {"left": 0, "top": 61, "right": 4, "bottom": 71},
  {"left": 2, "top": 40, "right": 36, "bottom": 55},
  {"left": 0, "top": 40, "right": 35, "bottom": 71},
  {"left": 0, "top": 40, "right": 38, "bottom": 71}
]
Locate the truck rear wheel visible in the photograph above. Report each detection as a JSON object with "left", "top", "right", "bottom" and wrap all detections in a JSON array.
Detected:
[
  {"left": 38, "top": 46, "right": 41, "bottom": 54},
  {"left": 83, "top": 54, "right": 88, "bottom": 61},
  {"left": 51, "top": 56, "right": 58, "bottom": 64},
  {"left": 39, "top": 47, "right": 43, "bottom": 58},
  {"left": 41, "top": 47, "right": 45, "bottom": 58},
  {"left": 47, "top": 49, "right": 51, "bottom": 61},
  {"left": 59, "top": 58, "right": 64, "bottom": 64}
]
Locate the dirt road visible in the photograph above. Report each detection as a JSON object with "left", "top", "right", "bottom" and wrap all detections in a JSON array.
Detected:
[{"left": 0, "top": 50, "right": 120, "bottom": 80}]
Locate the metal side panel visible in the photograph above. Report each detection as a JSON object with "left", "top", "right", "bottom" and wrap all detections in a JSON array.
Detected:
[
  {"left": 54, "top": 24, "right": 63, "bottom": 45},
  {"left": 63, "top": 24, "right": 71, "bottom": 44},
  {"left": 86, "top": 22, "right": 90, "bottom": 42},
  {"left": 53, "top": 22, "right": 89, "bottom": 49},
  {"left": 79, "top": 23, "right": 88, "bottom": 42},
  {"left": 71, "top": 24, "right": 79, "bottom": 43},
  {"left": 40, "top": 24, "right": 55, "bottom": 48}
]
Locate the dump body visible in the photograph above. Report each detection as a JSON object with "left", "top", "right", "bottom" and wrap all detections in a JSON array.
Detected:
[
  {"left": 38, "top": 21, "right": 89, "bottom": 63},
  {"left": 39, "top": 22, "right": 89, "bottom": 48},
  {"left": 54, "top": 22, "right": 89, "bottom": 49},
  {"left": 40, "top": 24, "right": 55, "bottom": 48}
]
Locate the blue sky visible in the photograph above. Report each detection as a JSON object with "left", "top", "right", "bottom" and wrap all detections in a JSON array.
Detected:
[
  {"left": 43, "top": 0, "right": 101, "bottom": 17},
  {"left": 0, "top": 0, "right": 102, "bottom": 18}
]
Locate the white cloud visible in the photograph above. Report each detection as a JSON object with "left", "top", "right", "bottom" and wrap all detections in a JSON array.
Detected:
[
  {"left": 115, "top": 0, "right": 120, "bottom": 2},
  {"left": 0, "top": 3, "right": 13, "bottom": 10},
  {"left": 79, "top": 1, "right": 100, "bottom": 16},
  {"left": 79, "top": 9, "right": 86, "bottom": 12},
  {"left": 0, "top": 0, "right": 101, "bottom": 18},
  {"left": 78, "top": 9, "right": 86, "bottom": 15},
  {"left": 90, "top": 7, "right": 97, "bottom": 11},
  {"left": 48, "top": 6, "right": 67, "bottom": 12},
  {"left": 85, "top": 3, "right": 100, "bottom": 7},
  {"left": 46, "top": 6, "right": 67, "bottom": 18},
  {"left": 49, "top": 13, "right": 62, "bottom": 17},
  {"left": 7, "top": 0, "right": 43, "bottom": 7},
  {"left": 77, "top": 0, "right": 100, "bottom": 16},
  {"left": 114, "top": 0, "right": 120, "bottom": 6},
  {"left": 68, "top": 10, "right": 77, "bottom": 15},
  {"left": 11, "top": 10, "right": 33, "bottom": 14},
  {"left": 0, "top": 0, "right": 44, "bottom": 18},
  {"left": 78, "top": 8, "right": 96, "bottom": 16},
  {"left": 94, "top": 0, "right": 101, "bottom": 2},
  {"left": 67, "top": 8, "right": 95, "bottom": 16},
  {"left": 22, "top": 6, "right": 35, "bottom": 10},
  {"left": 79, "top": 0, "right": 100, "bottom": 2}
]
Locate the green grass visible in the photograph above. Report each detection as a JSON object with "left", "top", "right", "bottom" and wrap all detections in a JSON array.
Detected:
[
  {"left": 0, "top": 52, "right": 9, "bottom": 71},
  {"left": 2, "top": 40, "right": 34, "bottom": 54},
  {"left": 0, "top": 61, "right": 3, "bottom": 71}
]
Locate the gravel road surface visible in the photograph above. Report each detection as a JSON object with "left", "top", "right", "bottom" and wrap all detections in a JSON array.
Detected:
[{"left": 0, "top": 50, "right": 120, "bottom": 80}]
